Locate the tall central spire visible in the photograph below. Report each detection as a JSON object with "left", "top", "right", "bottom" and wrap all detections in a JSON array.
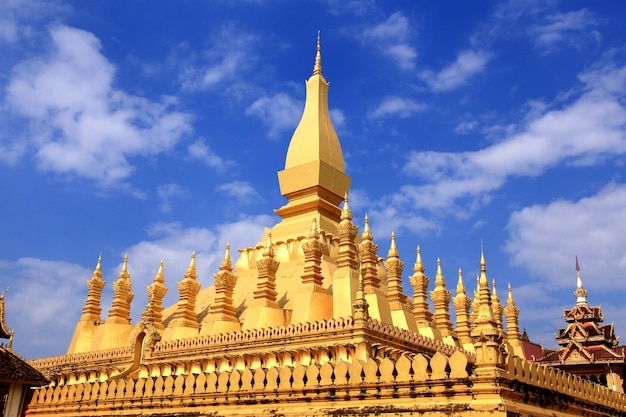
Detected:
[{"left": 273, "top": 33, "right": 351, "bottom": 241}]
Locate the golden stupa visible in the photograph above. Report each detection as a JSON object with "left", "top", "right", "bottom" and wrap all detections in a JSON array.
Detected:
[{"left": 26, "top": 35, "right": 626, "bottom": 417}]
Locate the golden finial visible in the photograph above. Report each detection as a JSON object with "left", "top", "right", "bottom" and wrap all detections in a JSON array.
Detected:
[
  {"left": 492, "top": 279, "right": 499, "bottom": 302},
  {"left": 388, "top": 232, "right": 399, "bottom": 258},
  {"left": 93, "top": 254, "right": 103, "bottom": 279},
  {"left": 309, "top": 218, "right": 318, "bottom": 238},
  {"left": 263, "top": 232, "right": 274, "bottom": 258},
  {"left": 362, "top": 214, "right": 373, "bottom": 240},
  {"left": 457, "top": 268, "right": 466, "bottom": 294},
  {"left": 435, "top": 258, "right": 445, "bottom": 286},
  {"left": 185, "top": 251, "right": 197, "bottom": 280},
  {"left": 480, "top": 240, "right": 486, "bottom": 272},
  {"left": 340, "top": 192, "right": 353, "bottom": 221},
  {"left": 479, "top": 244, "right": 488, "bottom": 288},
  {"left": 413, "top": 246, "right": 424, "bottom": 273},
  {"left": 154, "top": 260, "right": 165, "bottom": 284},
  {"left": 118, "top": 254, "right": 130, "bottom": 281},
  {"left": 574, "top": 256, "right": 588, "bottom": 304},
  {"left": 313, "top": 31, "right": 322, "bottom": 75},
  {"left": 507, "top": 283, "right": 515, "bottom": 307},
  {"left": 220, "top": 243, "right": 232, "bottom": 270}
]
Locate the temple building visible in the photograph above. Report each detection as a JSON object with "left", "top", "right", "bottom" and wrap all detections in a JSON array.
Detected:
[
  {"left": 0, "top": 291, "right": 47, "bottom": 417},
  {"left": 25, "top": 36, "right": 626, "bottom": 417},
  {"left": 539, "top": 258, "right": 626, "bottom": 392}
]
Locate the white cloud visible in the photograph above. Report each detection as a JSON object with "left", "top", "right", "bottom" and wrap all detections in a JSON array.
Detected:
[
  {"left": 368, "top": 96, "right": 427, "bottom": 119},
  {"left": 472, "top": 2, "right": 600, "bottom": 54},
  {"left": 246, "top": 93, "right": 303, "bottom": 139},
  {"left": 216, "top": 180, "right": 261, "bottom": 204},
  {"left": 0, "top": 0, "right": 64, "bottom": 44},
  {"left": 360, "top": 12, "right": 417, "bottom": 70},
  {"left": 455, "top": 120, "right": 478, "bottom": 134},
  {"left": 529, "top": 9, "right": 601, "bottom": 51},
  {"left": 180, "top": 24, "right": 259, "bottom": 91},
  {"left": 187, "top": 139, "right": 233, "bottom": 172},
  {"left": 329, "top": 108, "right": 346, "bottom": 130},
  {"left": 4, "top": 25, "right": 193, "bottom": 187},
  {"left": 0, "top": 258, "right": 91, "bottom": 358},
  {"left": 157, "top": 183, "right": 189, "bottom": 213},
  {"left": 505, "top": 183, "right": 626, "bottom": 290},
  {"left": 420, "top": 50, "right": 491, "bottom": 92},
  {"left": 401, "top": 60, "right": 626, "bottom": 211}
]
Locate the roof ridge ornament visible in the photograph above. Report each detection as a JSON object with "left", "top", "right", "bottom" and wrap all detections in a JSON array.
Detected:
[{"left": 574, "top": 256, "right": 588, "bottom": 305}]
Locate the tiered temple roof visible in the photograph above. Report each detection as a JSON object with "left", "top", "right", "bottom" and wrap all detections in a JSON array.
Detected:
[{"left": 539, "top": 258, "right": 626, "bottom": 392}]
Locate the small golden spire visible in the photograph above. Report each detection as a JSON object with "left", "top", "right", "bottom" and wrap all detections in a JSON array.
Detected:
[
  {"left": 313, "top": 30, "right": 322, "bottom": 75},
  {"left": 184, "top": 251, "right": 197, "bottom": 280},
  {"left": 479, "top": 244, "right": 488, "bottom": 288},
  {"left": 220, "top": 243, "right": 232, "bottom": 271},
  {"left": 93, "top": 255, "right": 103, "bottom": 279},
  {"left": 341, "top": 192, "right": 353, "bottom": 221},
  {"left": 492, "top": 279, "right": 500, "bottom": 302},
  {"left": 154, "top": 260, "right": 165, "bottom": 284},
  {"left": 414, "top": 246, "right": 425, "bottom": 273},
  {"left": 435, "top": 258, "right": 445, "bottom": 286},
  {"left": 457, "top": 268, "right": 466, "bottom": 294},
  {"left": 309, "top": 218, "right": 318, "bottom": 238},
  {"left": 388, "top": 231, "right": 399, "bottom": 258},
  {"left": 362, "top": 214, "right": 373, "bottom": 240},
  {"left": 263, "top": 232, "right": 274, "bottom": 258},
  {"left": 507, "top": 283, "right": 515, "bottom": 307},
  {"left": 118, "top": 254, "right": 130, "bottom": 281}
]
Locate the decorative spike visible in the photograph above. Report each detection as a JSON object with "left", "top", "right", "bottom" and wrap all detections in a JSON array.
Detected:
[
  {"left": 93, "top": 255, "right": 103, "bottom": 280},
  {"left": 456, "top": 268, "right": 466, "bottom": 294},
  {"left": 453, "top": 267, "right": 472, "bottom": 343},
  {"left": 492, "top": 279, "right": 499, "bottom": 301},
  {"left": 220, "top": 243, "right": 232, "bottom": 271},
  {"left": 507, "top": 283, "right": 515, "bottom": 306},
  {"left": 352, "top": 261, "right": 370, "bottom": 322},
  {"left": 341, "top": 192, "right": 353, "bottom": 221},
  {"left": 313, "top": 31, "right": 322, "bottom": 75},
  {"left": 118, "top": 254, "right": 130, "bottom": 281},
  {"left": 479, "top": 246, "right": 488, "bottom": 288},
  {"left": 388, "top": 232, "right": 399, "bottom": 258},
  {"left": 309, "top": 218, "right": 318, "bottom": 238},
  {"left": 184, "top": 251, "right": 197, "bottom": 280},
  {"left": 435, "top": 258, "right": 444, "bottom": 285},
  {"left": 154, "top": 260, "right": 165, "bottom": 284},
  {"left": 574, "top": 256, "right": 588, "bottom": 304},
  {"left": 362, "top": 214, "right": 373, "bottom": 241},
  {"left": 414, "top": 246, "right": 425, "bottom": 273},
  {"left": 263, "top": 232, "right": 274, "bottom": 258}
]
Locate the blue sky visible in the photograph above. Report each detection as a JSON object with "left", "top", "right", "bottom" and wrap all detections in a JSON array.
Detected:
[{"left": 1, "top": 0, "right": 626, "bottom": 359}]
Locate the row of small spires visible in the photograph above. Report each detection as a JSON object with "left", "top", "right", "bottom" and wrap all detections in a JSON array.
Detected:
[
  {"left": 77, "top": 195, "right": 525, "bottom": 345},
  {"left": 78, "top": 194, "right": 587, "bottom": 344}
]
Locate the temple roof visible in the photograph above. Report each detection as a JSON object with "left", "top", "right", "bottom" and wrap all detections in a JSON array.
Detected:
[
  {"left": 0, "top": 347, "right": 47, "bottom": 385},
  {"left": 539, "top": 258, "right": 624, "bottom": 365}
]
